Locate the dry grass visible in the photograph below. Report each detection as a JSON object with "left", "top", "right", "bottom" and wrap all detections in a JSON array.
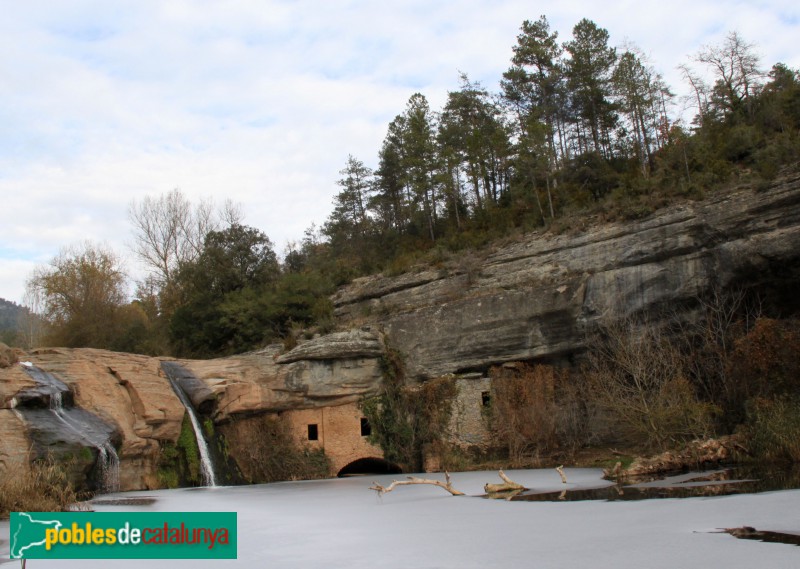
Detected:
[{"left": 0, "top": 457, "right": 81, "bottom": 518}]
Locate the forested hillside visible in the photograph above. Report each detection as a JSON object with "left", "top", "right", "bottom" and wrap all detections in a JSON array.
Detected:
[
  {"left": 301, "top": 18, "right": 799, "bottom": 282},
  {"left": 18, "top": 15, "right": 800, "bottom": 358},
  {"left": 0, "top": 298, "right": 26, "bottom": 346}
]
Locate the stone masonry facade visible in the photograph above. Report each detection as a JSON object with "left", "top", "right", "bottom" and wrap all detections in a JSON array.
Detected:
[
  {"left": 284, "top": 401, "right": 383, "bottom": 474},
  {"left": 447, "top": 374, "right": 492, "bottom": 450}
]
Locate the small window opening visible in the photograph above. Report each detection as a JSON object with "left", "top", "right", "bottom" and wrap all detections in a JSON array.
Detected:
[
  {"left": 481, "top": 391, "right": 491, "bottom": 407},
  {"left": 307, "top": 424, "right": 319, "bottom": 441},
  {"left": 360, "top": 417, "right": 372, "bottom": 437}
]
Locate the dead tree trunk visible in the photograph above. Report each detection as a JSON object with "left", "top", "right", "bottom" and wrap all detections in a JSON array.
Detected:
[
  {"left": 370, "top": 471, "right": 465, "bottom": 496},
  {"left": 484, "top": 470, "right": 527, "bottom": 494}
]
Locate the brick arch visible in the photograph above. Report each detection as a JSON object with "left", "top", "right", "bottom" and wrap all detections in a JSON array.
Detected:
[{"left": 337, "top": 457, "right": 402, "bottom": 477}]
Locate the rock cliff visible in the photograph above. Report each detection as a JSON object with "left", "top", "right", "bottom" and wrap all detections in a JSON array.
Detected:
[
  {"left": 0, "top": 330, "right": 385, "bottom": 491},
  {"left": 2, "top": 174, "right": 799, "bottom": 490},
  {"left": 333, "top": 174, "right": 800, "bottom": 380}
]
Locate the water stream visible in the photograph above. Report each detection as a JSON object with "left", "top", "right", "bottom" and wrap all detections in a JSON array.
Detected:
[
  {"left": 49, "top": 391, "right": 120, "bottom": 492},
  {"left": 161, "top": 362, "right": 218, "bottom": 487},
  {"left": 20, "top": 364, "right": 120, "bottom": 492}
]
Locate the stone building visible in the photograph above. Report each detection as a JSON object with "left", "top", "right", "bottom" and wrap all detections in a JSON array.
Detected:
[
  {"left": 446, "top": 373, "right": 492, "bottom": 450},
  {"left": 283, "top": 401, "right": 387, "bottom": 475}
]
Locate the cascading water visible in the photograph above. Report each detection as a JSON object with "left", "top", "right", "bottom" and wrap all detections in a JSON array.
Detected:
[
  {"left": 20, "top": 364, "right": 120, "bottom": 493},
  {"left": 161, "top": 362, "right": 218, "bottom": 487},
  {"left": 48, "top": 391, "right": 120, "bottom": 492}
]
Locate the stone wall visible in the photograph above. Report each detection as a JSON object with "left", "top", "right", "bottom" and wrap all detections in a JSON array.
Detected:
[
  {"left": 447, "top": 374, "right": 492, "bottom": 450},
  {"left": 284, "top": 402, "right": 383, "bottom": 474}
]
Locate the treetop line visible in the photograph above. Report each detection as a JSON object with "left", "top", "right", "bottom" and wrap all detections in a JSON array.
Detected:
[{"left": 11, "top": 15, "right": 799, "bottom": 359}]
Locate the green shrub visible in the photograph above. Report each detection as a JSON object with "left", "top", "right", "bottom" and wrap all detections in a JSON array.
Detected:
[
  {"left": 360, "top": 349, "right": 457, "bottom": 472},
  {"left": 156, "top": 413, "right": 201, "bottom": 488}
]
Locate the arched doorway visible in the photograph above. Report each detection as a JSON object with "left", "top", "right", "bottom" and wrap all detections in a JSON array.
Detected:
[{"left": 337, "top": 457, "right": 402, "bottom": 477}]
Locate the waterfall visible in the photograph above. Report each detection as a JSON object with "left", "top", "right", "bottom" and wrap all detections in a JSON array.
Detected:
[
  {"left": 20, "top": 364, "right": 120, "bottom": 493},
  {"left": 161, "top": 362, "right": 218, "bottom": 487},
  {"left": 48, "top": 388, "right": 120, "bottom": 493}
]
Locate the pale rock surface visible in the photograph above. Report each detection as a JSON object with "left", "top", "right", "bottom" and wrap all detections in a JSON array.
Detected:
[
  {"left": 333, "top": 175, "right": 800, "bottom": 379},
  {"left": 0, "top": 332, "right": 386, "bottom": 490}
]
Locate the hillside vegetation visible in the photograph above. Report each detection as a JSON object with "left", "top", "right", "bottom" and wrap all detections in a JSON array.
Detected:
[{"left": 16, "top": 16, "right": 799, "bottom": 360}]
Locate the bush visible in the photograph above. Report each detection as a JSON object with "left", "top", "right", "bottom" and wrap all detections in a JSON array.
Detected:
[
  {"left": 728, "top": 318, "right": 800, "bottom": 399},
  {"left": 0, "top": 457, "right": 81, "bottom": 518},
  {"left": 584, "top": 318, "right": 717, "bottom": 450},
  {"left": 217, "top": 414, "right": 329, "bottom": 483},
  {"left": 488, "top": 364, "right": 585, "bottom": 466},
  {"left": 744, "top": 396, "right": 800, "bottom": 463}
]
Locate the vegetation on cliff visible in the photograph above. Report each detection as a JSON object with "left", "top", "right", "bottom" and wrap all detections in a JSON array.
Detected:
[
  {"left": 13, "top": 16, "right": 799, "bottom": 360},
  {"left": 217, "top": 414, "right": 329, "bottom": 483},
  {"left": 360, "top": 349, "right": 457, "bottom": 472},
  {"left": 7, "top": 16, "right": 800, "bottom": 479}
]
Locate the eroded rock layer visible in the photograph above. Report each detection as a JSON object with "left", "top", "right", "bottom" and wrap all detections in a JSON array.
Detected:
[
  {"left": 333, "top": 176, "right": 800, "bottom": 379},
  {"left": 0, "top": 330, "right": 385, "bottom": 490}
]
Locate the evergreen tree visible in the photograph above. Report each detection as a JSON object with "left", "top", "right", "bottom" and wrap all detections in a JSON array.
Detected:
[
  {"left": 564, "top": 19, "right": 618, "bottom": 157},
  {"left": 612, "top": 49, "right": 672, "bottom": 176},
  {"left": 440, "top": 75, "right": 511, "bottom": 217}
]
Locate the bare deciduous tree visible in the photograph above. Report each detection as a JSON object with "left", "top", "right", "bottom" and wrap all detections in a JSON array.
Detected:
[
  {"left": 694, "top": 31, "right": 764, "bottom": 115},
  {"left": 584, "top": 317, "right": 716, "bottom": 450},
  {"left": 678, "top": 63, "right": 709, "bottom": 128},
  {"left": 128, "top": 189, "right": 243, "bottom": 290}
]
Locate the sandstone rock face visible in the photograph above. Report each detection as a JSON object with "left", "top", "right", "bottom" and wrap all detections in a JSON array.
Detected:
[
  {"left": 0, "top": 331, "right": 387, "bottom": 490},
  {"left": 0, "top": 409, "right": 31, "bottom": 475},
  {"left": 1, "top": 349, "right": 186, "bottom": 491},
  {"left": 179, "top": 329, "right": 385, "bottom": 422},
  {"left": 333, "top": 175, "right": 800, "bottom": 380}
]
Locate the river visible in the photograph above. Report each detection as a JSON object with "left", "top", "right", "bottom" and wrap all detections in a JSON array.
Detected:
[{"left": 2, "top": 468, "right": 799, "bottom": 568}]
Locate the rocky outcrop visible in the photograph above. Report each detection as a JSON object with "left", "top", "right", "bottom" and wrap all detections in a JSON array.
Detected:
[
  {"left": 333, "top": 174, "right": 800, "bottom": 380},
  {"left": 3, "top": 175, "right": 799, "bottom": 490},
  {"left": 178, "top": 329, "right": 385, "bottom": 421},
  {"left": 1, "top": 349, "right": 185, "bottom": 491},
  {"left": 0, "top": 330, "right": 386, "bottom": 491},
  {"left": 275, "top": 328, "right": 383, "bottom": 363}
]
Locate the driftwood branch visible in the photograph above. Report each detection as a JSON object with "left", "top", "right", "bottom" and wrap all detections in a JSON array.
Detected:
[
  {"left": 603, "top": 461, "right": 623, "bottom": 479},
  {"left": 556, "top": 465, "right": 567, "bottom": 484},
  {"left": 484, "top": 470, "right": 527, "bottom": 494},
  {"left": 370, "top": 471, "right": 465, "bottom": 496}
]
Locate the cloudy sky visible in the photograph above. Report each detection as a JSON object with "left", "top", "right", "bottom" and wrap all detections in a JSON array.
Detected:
[{"left": 1, "top": 0, "right": 798, "bottom": 303}]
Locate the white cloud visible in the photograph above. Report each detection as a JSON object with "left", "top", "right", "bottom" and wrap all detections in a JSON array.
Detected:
[{"left": 1, "top": 0, "right": 798, "bottom": 303}]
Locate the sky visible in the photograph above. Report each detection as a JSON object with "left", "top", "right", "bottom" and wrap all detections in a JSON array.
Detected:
[{"left": 1, "top": 0, "right": 798, "bottom": 304}]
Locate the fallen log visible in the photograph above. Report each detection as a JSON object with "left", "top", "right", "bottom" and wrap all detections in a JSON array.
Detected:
[
  {"left": 603, "top": 461, "right": 623, "bottom": 479},
  {"left": 484, "top": 470, "right": 527, "bottom": 494},
  {"left": 370, "top": 471, "right": 465, "bottom": 496}
]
